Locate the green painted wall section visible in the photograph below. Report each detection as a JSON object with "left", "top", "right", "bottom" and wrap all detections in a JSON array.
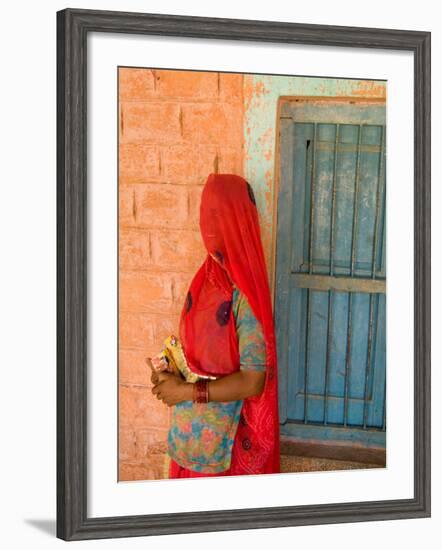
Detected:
[{"left": 242, "top": 74, "right": 386, "bottom": 290}]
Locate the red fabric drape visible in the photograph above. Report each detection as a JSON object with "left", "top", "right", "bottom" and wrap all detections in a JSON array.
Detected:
[
  {"left": 169, "top": 457, "right": 232, "bottom": 478},
  {"left": 177, "top": 173, "right": 280, "bottom": 476}
]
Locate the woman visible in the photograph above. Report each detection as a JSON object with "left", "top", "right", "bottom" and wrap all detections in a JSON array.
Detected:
[{"left": 150, "top": 173, "right": 280, "bottom": 477}]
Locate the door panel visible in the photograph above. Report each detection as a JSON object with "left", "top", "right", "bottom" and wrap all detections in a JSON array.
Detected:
[{"left": 275, "top": 100, "right": 386, "bottom": 447}]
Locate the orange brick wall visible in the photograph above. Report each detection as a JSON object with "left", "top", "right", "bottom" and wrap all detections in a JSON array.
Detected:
[{"left": 118, "top": 68, "right": 245, "bottom": 481}]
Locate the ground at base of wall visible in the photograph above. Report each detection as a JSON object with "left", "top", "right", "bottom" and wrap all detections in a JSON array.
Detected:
[
  {"left": 119, "top": 450, "right": 383, "bottom": 481},
  {"left": 280, "top": 454, "right": 383, "bottom": 473}
]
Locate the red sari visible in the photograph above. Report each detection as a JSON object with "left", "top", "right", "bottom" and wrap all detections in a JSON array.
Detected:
[{"left": 170, "top": 173, "right": 280, "bottom": 478}]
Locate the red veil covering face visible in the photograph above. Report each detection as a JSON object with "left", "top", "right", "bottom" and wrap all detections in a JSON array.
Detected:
[{"left": 178, "top": 173, "right": 280, "bottom": 475}]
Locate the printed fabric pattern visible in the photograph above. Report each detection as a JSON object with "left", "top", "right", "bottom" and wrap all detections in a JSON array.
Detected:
[{"left": 167, "top": 285, "right": 266, "bottom": 473}]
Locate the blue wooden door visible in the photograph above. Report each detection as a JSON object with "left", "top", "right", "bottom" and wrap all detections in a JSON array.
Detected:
[{"left": 275, "top": 100, "right": 386, "bottom": 448}]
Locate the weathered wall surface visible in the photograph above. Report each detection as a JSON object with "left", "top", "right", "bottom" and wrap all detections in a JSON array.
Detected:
[{"left": 118, "top": 68, "right": 244, "bottom": 481}]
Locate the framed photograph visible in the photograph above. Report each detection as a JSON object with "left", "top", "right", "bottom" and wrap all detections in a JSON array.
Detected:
[{"left": 57, "top": 8, "right": 431, "bottom": 541}]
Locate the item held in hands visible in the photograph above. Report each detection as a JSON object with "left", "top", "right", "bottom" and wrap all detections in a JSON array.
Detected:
[{"left": 154, "top": 334, "right": 217, "bottom": 383}]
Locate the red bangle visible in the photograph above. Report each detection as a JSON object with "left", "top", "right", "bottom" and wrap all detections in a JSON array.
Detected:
[{"left": 193, "top": 379, "right": 209, "bottom": 403}]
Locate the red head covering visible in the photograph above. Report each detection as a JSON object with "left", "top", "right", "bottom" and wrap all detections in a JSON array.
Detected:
[{"left": 179, "top": 173, "right": 280, "bottom": 475}]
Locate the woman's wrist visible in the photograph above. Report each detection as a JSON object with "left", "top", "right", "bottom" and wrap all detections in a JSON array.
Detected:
[
  {"left": 181, "top": 381, "right": 194, "bottom": 402},
  {"left": 193, "top": 379, "right": 210, "bottom": 403}
]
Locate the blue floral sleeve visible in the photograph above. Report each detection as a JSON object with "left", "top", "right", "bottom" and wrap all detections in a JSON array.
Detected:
[{"left": 232, "top": 287, "right": 267, "bottom": 372}]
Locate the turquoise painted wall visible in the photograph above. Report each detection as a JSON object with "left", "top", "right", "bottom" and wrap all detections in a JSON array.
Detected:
[{"left": 242, "top": 74, "right": 386, "bottom": 292}]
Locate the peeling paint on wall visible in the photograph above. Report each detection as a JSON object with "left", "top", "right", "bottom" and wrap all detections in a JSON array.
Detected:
[{"left": 243, "top": 74, "right": 386, "bottom": 291}]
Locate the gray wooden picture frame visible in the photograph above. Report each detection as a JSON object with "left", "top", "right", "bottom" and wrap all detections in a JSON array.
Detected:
[{"left": 57, "top": 8, "right": 431, "bottom": 541}]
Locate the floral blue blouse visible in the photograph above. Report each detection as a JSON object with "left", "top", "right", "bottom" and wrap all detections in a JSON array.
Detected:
[{"left": 167, "top": 285, "right": 267, "bottom": 473}]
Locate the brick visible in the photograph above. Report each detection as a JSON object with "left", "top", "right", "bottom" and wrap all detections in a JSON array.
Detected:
[
  {"left": 119, "top": 426, "right": 136, "bottom": 460},
  {"left": 217, "top": 148, "right": 244, "bottom": 175},
  {"left": 134, "top": 429, "right": 168, "bottom": 459},
  {"left": 119, "top": 322, "right": 178, "bottom": 382},
  {"left": 219, "top": 73, "right": 243, "bottom": 104},
  {"left": 150, "top": 229, "right": 205, "bottom": 271},
  {"left": 120, "top": 270, "right": 173, "bottom": 313},
  {"left": 152, "top": 312, "right": 181, "bottom": 343},
  {"left": 119, "top": 68, "right": 156, "bottom": 101},
  {"left": 160, "top": 144, "right": 217, "bottom": 184},
  {"left": 119, "top": 385, "right": 169, "bottom": 429},
  {"left": 187, "top": 185, "right": 204, "bottom": 229},
  {"left": 119, "top": 143, "right": 160, "bottom": 184},
  {"left": 119, "top": 186, "right": 135, "bottom": 226},
  {"left": 119, "top": 312, "right": 182, "bottom": 352},
  {"left": 181, "top": 102, "right": 243, "bottom": 146},
  {"left": 119, "top": 312, "right": 156, "bottom": 349},
  {"left": 121, "top": 102, "right": 181, "bottom": 143},
  {"left": 156, "top": 70, "right": 218, "bottom": 100},
  {"left": 132, "top": 184, "right": 189, "bottom": 229},
  {"left": 119, "top": 229, "right": 151, "bottom": 270},
  {"left": 119, "top": 454, "right": 168, "bottom": 481},
  {"left": 172, "top": 272, "right": 201, "bottom": 312},
  {"left": 119, "top": 348, "right": 153, "bottom": 386}
]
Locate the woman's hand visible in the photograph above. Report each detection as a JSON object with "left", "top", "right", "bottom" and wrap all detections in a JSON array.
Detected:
[
  {"left": 152, "top": 372, "right": 193, "bottom": 407},
  {"left": 146, "top": 356, "right": 170, "bottom": 385}
]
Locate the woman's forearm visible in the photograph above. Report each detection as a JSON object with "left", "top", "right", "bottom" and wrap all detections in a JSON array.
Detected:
[{"left": 182, "top": 370, "right": 265, "bottom": 403}]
